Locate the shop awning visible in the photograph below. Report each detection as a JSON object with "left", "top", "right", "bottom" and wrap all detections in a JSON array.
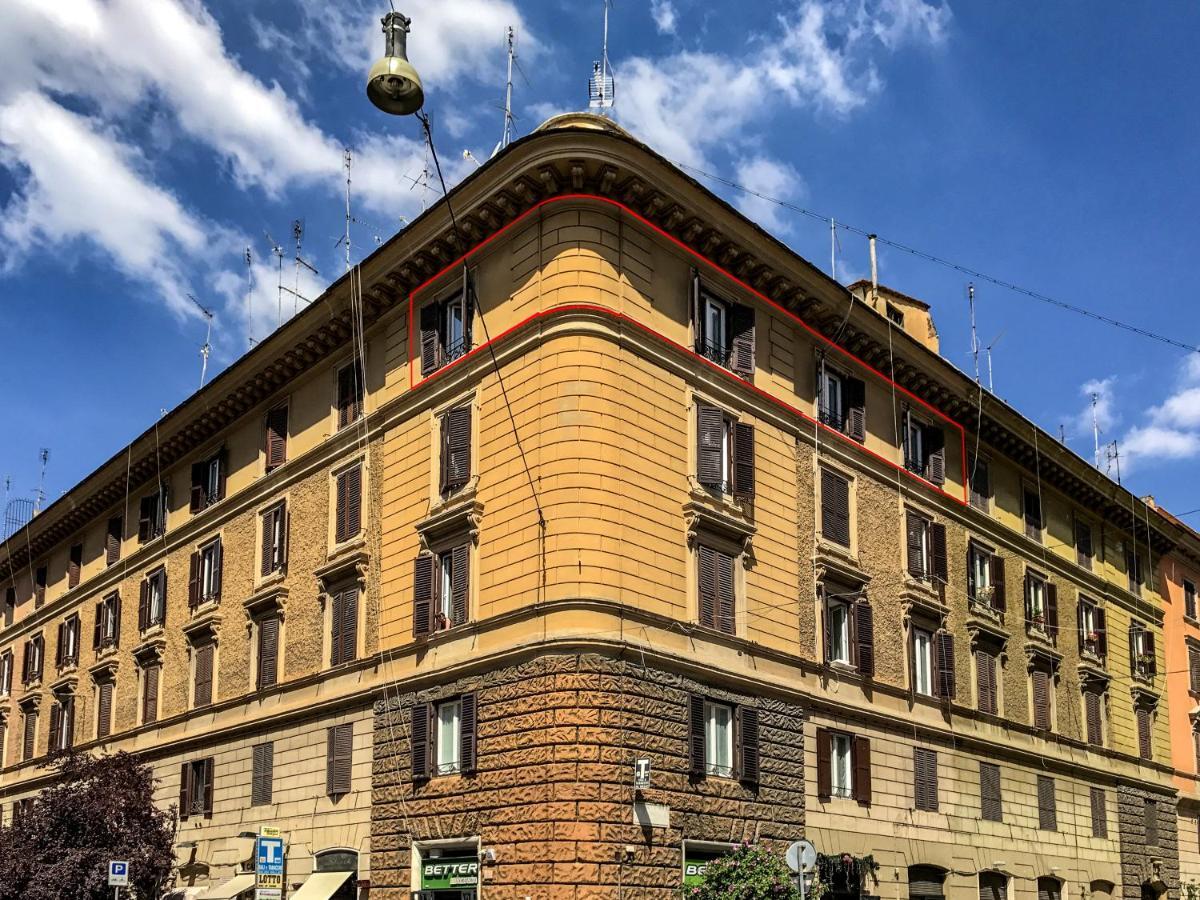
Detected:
[
  {"left": 288, "top": 871, "right": 352, "bottom": 900},
  {"left": 201, "top": 874, "right": 256, "bottom": 899}
]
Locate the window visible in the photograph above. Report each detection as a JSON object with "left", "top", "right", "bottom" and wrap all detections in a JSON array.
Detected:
[
  {"left": 337, "top": 359, "right": 365, "bottom": 429},
  {"left": 1078, "top": 599, "right": 1106, "bottom": 660},
  {"left": 413, "top": 545, "right": 469, "bottom": 637},
  {"left": 912, "top": 628, "right": 933, "bottom": 697},
  {"left": 1145, "top": 798, "right": 1158, "bottom": 848},
  {"left": 698, "top": 545, "right": 737, "bottom": 635},
  {"left": 264, "top": 404, "right": 289, "bottom": 472},
  {"left": 178, "top": 758, "right": 214, "bottom": 820},
  {"left": 189, "top": 450, "right": 226, "bottom": 513},
  {"left": 189, "top": 538, "right": 223, "bottom": 608},
  {"left": 141, "top": 663, "right": 160, "bottom": 725},
  {"left": 1023, "top": 489, "right": 1042, "bottom": 541},
  {"left": 703, "top": 700, "right": 734, "bottom": 778},
  {"left": 1024, "top": 571, "right": 1058, "bottom": 638},
  {"left": 412, "top": 694, "right": 479, "bottom": 781},
  {"left": 820, "top": 468, "right": 852, "bottom": 547},
  {"left": 93, "top": 593, "right": 120, "bottom": 651},
  {"left": 0, "top": 650, "right": 12, "bottom": 696},
  {"left": 137, "top": 485, "right": 168, "bottom": 543},
  {"left": 68, "top": 543, "right": 82, "bottom": 589},
  {"left": 827, "top": 597, "right": 851, "bottom": 665},
  {"left": 138, "top": 568, "right": 166, "bottom": 632},
  {"left": 913, "top": 747, "right": 938, "bottom": 811},
  {"left": 1036, "top": 776, "right": 1057, "bottom": 830},
  {"left": 1130, "top": 623, "right": 1156, "bottom": 679},
  {"left": 21, "top": 634, "right": 44, "bottom": 686},
  {"left": 887, "top": 303, "right": 905, "bottom": 327},
  {"left": 419, "top": 281, "right": 472, "bottom": 376},
  {"left": 822, "top": 588, "right": 874, "bottom": 677},
  {"left": 905, "top": 511, "right": 947, "bottom": 582},
  {"left": 691, "top": 277, "right": 755, "bottom": 379},
  {"left": 334, "top": 463, "right": 363, "bottom": 544},
  {"left": 193, "top": 642, "right": 214, "bottom": 708},
  {"left": 251, "top": 742, "right": 274, "bottom": 806},
  {"left": 22, "top": 709, "right": 37, "bottom": 761},
  {"left": 817, "top": 359, "right": 866, "bottom": 441},
  {"left": 1085, "top": 689, "right": 1104, "bottom": 746},
  {"left": 968, "top": 541, "right": 1005, "bottom": 611},
  {"left": 55, "top": 614, "right": 80, "bottom": 668},
  {"left": 816, "top": 727, "right": 870, "bottom": 805},
  {"left": 1194, "top": 729, "right": 1200, "bottom": 773},
  {"left": 106, "top": 517, "right": 122, "bottom": 565},
  {"left": 260, "top": 502, "right": 288, "bottom": 577},
  {"left": 257, "top": 615, "right": 280, "bottom": 689},
  {"left": 969, "top": 458, "right": 991, "bottom": 511},
  {"left": 902, "top": 409, "right": 945, "bottom": 485},
  {"left": 1075, "top": 518, "right": 1094, "bottom": 570},
  {"left": 439, "top": 405, "right": 472, "bottom": 495},
  {"left": 4, "top": 587, "right": 14, "bottom": 628},
  {"left": 96, "top": 679, "right": 114, "bottom": 739},
  {"left": 1031, "top": 668, "right": 1053, "bottom": 731},
  {"left": 1090, "top": 787, "right": 1107, "bottom": 838},
  {"left": 1125, "top": 547, "right": 1144, "bottom": 594},
  {"left": 697, "top": 404, "right": 754, "bottom": 499},
  {"left": 1136, "top": 705, "right": 1154, "bottom": 760},
  {"left": 34, "top": 566, "right": 46, "bottom": 607},
  {"left": 330, "top": 586, "right": 359, "bottom": 666},
  {"left": 48, "top": 694, "right": 74, "bottom": 753},
  {"left": 1187, "top": 579, "right": 1198, "bottom": 621},
  {"left": 976, "top": 648, "right": 999, "bottom": 715},
  {"left": 1190, "top": 646, "right": 1200, "bottom": 695},
  {"left": 980, "top": 762, "right": 1002, "bottom": 822}
]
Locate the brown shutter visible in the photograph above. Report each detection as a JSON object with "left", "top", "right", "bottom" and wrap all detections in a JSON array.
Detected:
[
  {"left": 443, "top": 406, "right": 472, "bottom": 492},
  {"left": 1191, "top": 648, "right": 1200, "bottom": 694},
  {"left": 337, "top": 365, "right": 354, "bottom": 429},
  {"left": 187, "top": 551, "right": 200, "bottom": 608},
  {"left": 189, "top": 462, "right": 206, "bottom": 512},
  {"left": 451, "top": 543, "right": 469, "bottom": 626},
  {"left": 1032, "top": 670, "right": 1051, "bottom": 730},
  {"left": 68, "top": 544, "right": 81, "bottom": 589},
  {"left": 1146, "top": 630, "right": 1157, "bottom": 675},
  {"left": 97, "top": 680, "right": 113, "bottom": 739},
  {"left": 935, "top": 631, "right": 956, "bottom": 700},
  {"left": 930, "top": 523, "right": 948, "bottom": 583},
  {"left": 420, "top": 303, "right": 440, "bottom": 375},
  {"left": 194, "top": 644, "right": 213, "bottom": 707},
  {"left": 846, "top": 377, "right": 866, "bottom": 442},
  {"left": 214, "top": 449, "right": 227, "bottom": 502},
  {"left": 729, "top": 302, "right": 755, "bottom": 378},
  {"left": 688, "top": 693, "right": 706, "bottom": 778},
  {"left": 265, "top": 405, "right": 288, "bottom": 471},
  {"left": 1076, "top": 520, "right": 1093, "bottom": 568},
  {"left": 143, "top": 664, "right": 159, "bottom": 724},
  {"left": 22, "top": 711, "right": 36, "bottom": 760},
  {"left": 914, "top": 747, "right": 938, "bottom": 812},
  {"left": 459, "top": 691, "right": 477, "bottom": 775},
  {"left": 55, "top": 621, "right": 64, "bottom": 668},
  {"left": 327, "top": 724, "right": 353, "bottom": 795},
  {"left": 1146, "top": 799, "right": 1159, "bottom": 847},
  {"left": 106, "top": 517, "right": 122, "bottom": 564},
  {"left": 258, "top": 616, "right": 279, "bottom": 689},
  {"left": 178, "top": 762, "right": 191, "bottom": 821},
  {"left": 976, "top": 650, "right": 996, "bottom": 715},
  {"left": 335, "top": 469, "right": 348, "bottom": 544},
  {"left": 251, "top": 742, "right": 274, "bottom": 806},
  {"left": 138, "top": 578, "right": 149, "bottom": 632},
  {"left": 1045, "top": 583, "right": 1059, "bottom": 641},
  {"left": 855, "top": 600, "right": 874, "bottom": 678},
  {"left": 737, "top": 705, "right": 759, "bottom": 785},
  {"left": 696, "top": 405, "right": 724, "bottom": 489},
  {"left": 413, "top": 554, "right": 434, "bottom": 638},
  {"left": 202, "top": 758, "right": 214, "bottom": 818},
  {"left": 211, "top": 540, "right": 223, "bottom": 604},
  {"left": 1037, "top": 775, "right": 1056, "bottom": 830},
  {"left": 330, "top": 590, "right": 345, "bottom": 664},
  {"left": 697, "top": 546, "right": 717, "bottom": 628},
  {"left": 816, "top": 727, "right": 832, "bottom": 799},
  {"left": 261, "top": 507, "right": 275, "bottom": 577},
  {"left": 1137, "top": 707, "right": 1152, "bottom": 759},
  {"left": 732, "top": 421, "right": 755, "bottom": 500},
  {"left": 926, "top": 428, "right": 945, "bottom": 485},
  {"left": 48, "top": 703, "right": 61, "bottom": 754},
  {"left": 853, "top": 735, "right": 872, "bottom": 806},
  {"left": 980, "top": 762, "right": 1002, "bottom": 821},
  {"left": 345, "top": 464, "right": 362, "bottom": 539},
  {"left": 906, "top": 511, "right": 926, "bottom": 578},
  {"left": 991, "top": 555, "right": 1006, "bottom": 611},
  {"left": 340, "top": 587, "right": 358, "bottom": 665},
  {"left": 138, "top": 495, "right": 152, "bottom": 542},
  {"left": 1085, "top": 690, "right": 1102, "bottom": 746},
  {"left": 1090, "top": 787, "right": 1107, "bottom": 837},
  {"left": 716, "top": 549, "right": 735, "bottom": 635},
  {"left": 1096, "top": 606, "right": 1107, "bottom": 657},
  {"left": 411, "top": 702, "right": 431, "bottom": 780},
  {"left": 821, "top": 469, "right": 851, "bottom": 547}
]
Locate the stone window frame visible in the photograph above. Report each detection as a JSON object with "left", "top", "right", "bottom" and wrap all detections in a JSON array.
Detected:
[{"left": 428, "top": 390, "right": 479, "bottom": 509}]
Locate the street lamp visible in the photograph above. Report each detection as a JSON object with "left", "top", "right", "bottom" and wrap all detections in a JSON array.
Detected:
[{"left": 367, "top": 12, "right": 425, "bottom": 117}]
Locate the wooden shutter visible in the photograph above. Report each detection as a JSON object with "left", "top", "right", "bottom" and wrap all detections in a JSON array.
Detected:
[
  {"left": 855, "top": 601, "right": 874, "bottom": 678},
  {"left": 138, "top": 495, "right": 153, "bottom": 542},
  {"left": 970, "top": 459, "right": 990, "bottom": 509},
  {"left": 48, "top": 703, "right": 61, "bottom": 754},
  {"left": 341, "top": 464, "right": 362, "bottom": 542},
  {"left": 906, "top": 511, "right": 926, "bottom": 578},
  {"left": 977, "top": 650, "right": 996, "bottom": 715},
  {"left": 143, "top": 664, "right": 159, "bottom": 724},
  {"left": 914, "top": 747, "right": 938, "bottom": 811},
  {"left": 853, "top": 735, "right": 872, "bottom": 806},
  {"left": 97, "top": 680, "right": 113, "bottom": 739},
  {"left": 732, "top": 421, "right": 755, "bottom": 500},
  {"left": 688, "top": 693, "right": 705, "bottom": 779},
  {"left": 337, "top": 364, "right": 357, "bottom": 429},
  {"left": 1045, "top": 583, "right": 1059, "bottom": 640},
  {"left": 845, "top": 377, "right": 866, "bottom": 442},
  {"left": 925, "top": 427, "right": 945, "bottom": 485},
  {"left": 411, "top": 702, "right": 431, "bottom": 780},
  {"left": 419, "top": 303, "right": 440, "bottom": 375},
  {"left": 1145, "top": 630, "right": 1157, "bottom": 675},
  {"left": 690, "top": 269, "right": 702, "bottom": 351},
  {"left": 413, "top": 554, "right": 434, "bottom": 638},
  {"left": 815, "top": 727, "right": 831, "bottom": 799},
  {"left": 202, "top": 758, "right": 214, "bottom": 817},
  {"left": 1190, "top": 648, "right": 1200, "bottom": 694},
  {"left": 327, "top": 724, "right": 353, "bottom": 795},
  {"left": 715, "top": 549, "right": 735, "bottom": 635},
  {"left": 451, "top": 543, "right": 469, "bottom": 626},
  {"left": 187, "top": 551, "right": 200, "bottom": 608},
  {"left": 980, "top": 874, "right": 1006, "bottom": 900},
  {"left": 443, "top": 406, "right": 472, "bottom": 492},
  {"left": 980, "top": 762, "right": 1002, "bottom": 821},
  {"left": 459, "top": 691, "right": 477, "bottom": 776},
  {"left": 194, "top": 644, "right": 213, "bottom": 707},
  {"left": 258, "top": 616, "right": 279, "bottom": 689},
  {"left": 697, "top": 546, "right": 717, "bottom": 628},
  {"left": 1137, "top": 707, "right": 1152, "bottom": 760},
  {"left": 22, "top": 711, "right": 35, "bottom": 760},
  {"left": 251, "top": 742, "right": 274, "bottom": 806},
  {"left": 213, "top": 450, "right": 227, "bottom": 503},
  {"left": 991, "top": 556, "right": 1006, "bottom": 611},
  {"left": 106, "top": 517, "right": 122, "bottom": 564},
  {"left": 340, "top": 587, "right": 358, "bottom": 665},
  {"left": 261, "top": 507, "right": 275, "bottom": 577},
  {"left": 138, "top": 578, "right": 149, "bottom": 632},
  {"left": 55, "top": 621, "right": 64, "bottom": 669},
  {"left": 1037, "top": 775, "right": 1056, "bottom": 830},
  {"left": 930, "top": 523, "right": 948, "bottom": 583},
  {"left": 1090, "top": 787, "right": 1107, "bottom": 837},
  {"left": 1085, "top": 690, "right": 1103, "bottom": 746},
  {"left": 68, "top": 544, "right": 81, "bottom": 589},
  {"left": 189, "top": 462, "right": 206, "bottom": 512},
  {"left": 1146, "top": 798, "right": 1159, "bottom": 847},
  {"left": 696, "top": 405, "right": 724, "bottom": 489},
  {"left": 265, "top": 405, "right": 288, "bottom": 471},
  {"left": 178, "top": 762, "right": 191, "bottom": 821},
  {"left": 737, "top": 705, "right": 759, "bottom": 785},
  {"left": 821, "top": 469, "right": 851, "bottom": 547},
  {"left": 1032, "top": 670, "right": 1051, "bottom": 730},
  {"left": 210, "top": 541, "right": 222, "bottom": 604},
  {"left": 330, "top": 590, "right": 345, "bottom": 664},
  {"left": 1076, "top": 520, "right": 1093, "bottom": 568},
  {"left": 935, "top": 631, "right": 956, "bottom": 700},
  {"left": 729, "top": 302, "right": 755, "bottom": 378}
]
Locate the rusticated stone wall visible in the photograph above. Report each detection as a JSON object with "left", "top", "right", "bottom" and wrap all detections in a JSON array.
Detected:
[
  {"left": 371, "top": 651, "right": 805, "bottom": 898},
  {"left": 1117, "top": 783, "right": 1179, "bottom": 900}
]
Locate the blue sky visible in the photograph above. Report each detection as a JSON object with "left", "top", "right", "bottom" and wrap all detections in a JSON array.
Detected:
[{"left": 2, "top": 0, "right": 1199, "bottom": 524}]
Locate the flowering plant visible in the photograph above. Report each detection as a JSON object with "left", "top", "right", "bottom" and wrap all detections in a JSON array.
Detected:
[{"left": 686, "top": 843, "right": 815, "bottom": 900}]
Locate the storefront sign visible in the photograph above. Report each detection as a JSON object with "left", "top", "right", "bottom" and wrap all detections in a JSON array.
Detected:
[
  {"left": 421, "top": 857, "right": 479, "bottom": 889},
  {"left": 682, "top": 849, "right": 727, "bottom": 887}
]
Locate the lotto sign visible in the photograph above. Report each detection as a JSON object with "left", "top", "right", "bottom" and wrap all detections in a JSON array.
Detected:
[
  {"left": 421, "top": 857, "right": 480, "bottom": 889},
  {"left": 108, "top": 861, "right": 130, "bottom": 886},
  {"left": 256, "top": 835, "right": 285, "bottom": 893}
]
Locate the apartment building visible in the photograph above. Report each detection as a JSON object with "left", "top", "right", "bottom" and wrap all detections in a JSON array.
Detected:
[{"left": 0, "top": 112, "right": 1188, "bottom": 900}]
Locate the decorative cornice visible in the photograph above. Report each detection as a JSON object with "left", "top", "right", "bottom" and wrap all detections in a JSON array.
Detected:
[
  {"left": 243, "top": 583, "right": 289, "bottom": 621},
  {"left": 417, "top": 496, "right": 484, "bottom": 548},
  {"left": 315, "top": 547, "right": 370, "bottom": 596}
]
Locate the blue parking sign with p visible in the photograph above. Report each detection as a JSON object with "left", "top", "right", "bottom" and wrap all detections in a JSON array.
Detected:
[{"left": 108, "top": 861, "right": 129, "bottom": 886}]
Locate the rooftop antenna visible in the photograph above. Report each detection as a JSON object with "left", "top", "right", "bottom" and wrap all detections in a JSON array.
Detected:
[
  {"left": 968, "top": 282, "right": 980, "bottom": 384},
  {"left": 493, "top": 26, "right": 517, "bottom": 157},
  {"left": 187, "top": 293, "right": 215, "bottom": 388},
  {"left": 984, "top": 330, "right": 1005, "bottom": 393},
  {"left": 34, "top": 449, "right": 49, "bottom": 515},
  {"left": 588, "top": 1, "right": 615, "bottom": 113},
  {"left": 343, "top": 148, "right": 353, "bottom": 273},
  {"left": 869, "top": 234, "right": 879, "bottom": 310},
  {"left": 244, "top": 246, "right": 256, "bottom": 348},
  {"left": 463, "top": 149, "right": 482, "bottom": 168},
  {"left": 290, "top": 220, "right": 318, "bottom": 314},
  {"left": 1105, "top": 439, "right": 1122, "bottom": 486},
  {"left": 265, "top": 230, "right": 285, "bottom": 327},
  {"left": 830, "top": 218, "right": 841, "bottom": 282},
  {"left": 1091, "top": 392, "right": 1102, "bottom": 469}
]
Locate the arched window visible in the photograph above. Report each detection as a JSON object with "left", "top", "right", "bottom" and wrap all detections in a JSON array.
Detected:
[
  {"left": 980, "top": 871, "right": 1007, "bottom": 900},
  {"left": 909, "top": 866, "right": 945, "bottom": 900},
  {"left": 314, "top": 850, "right": 358, "bottom": 900},
  {"left": 1037, "top": 876, "right": 1062, "bottom": 900}
]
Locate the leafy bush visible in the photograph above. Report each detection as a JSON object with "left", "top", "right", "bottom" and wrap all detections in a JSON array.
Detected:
[{"left": 687, "top": 842, "right": 811, "bottom": 900}]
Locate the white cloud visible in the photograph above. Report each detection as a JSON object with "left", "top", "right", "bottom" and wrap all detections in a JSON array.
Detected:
[
  {"left": 732, "top": 156, "right": 806, "bottom": 232},
  {"left": 651, "top": 0, "right": 679, "bottom": 35},
  {"left": 1122, "top": 425, "right": 1200, "bottom": 463},
  {"left": 1077, "top": 376, "right": 1120, "bottom": 439}
]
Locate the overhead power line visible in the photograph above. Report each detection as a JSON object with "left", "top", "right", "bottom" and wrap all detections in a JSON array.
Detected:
[{"left": 674, "top": 161, "right": 1200, "bottom": 355}]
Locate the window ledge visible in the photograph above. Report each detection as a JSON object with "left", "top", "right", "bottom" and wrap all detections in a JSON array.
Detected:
[
  {"left": 826, "top": 660, "right": 859, "bottom": 677},
  {"left": 139, "top": 622, "right": 166, "bottom": 641},
  {"left": 182, "top": 610, "right": 223, "bottom": 644},
  {"left": 684, "top": 498, "right": 755, "bottom": 554},
  {"left": 189, "top": 597, "right": 220, "bottom": 618},
  {"left": 967, "top": 598, "right": 1005, "bottom": 629},
  {"left": 89, "top": 656, "right": 121, "bottom": 679},
  {"left": 56, "top": 661, "right": 79, "bottom": 677},
  {"left": 324, "top": 536, "right": 367, "bottom": 567},
  {"left": 813, "top": 544, "right": 867, "bottom": 587},
  {"left": 1186, "top": 615, "right": 1200, "bottom": 629},
  {"left": 49, "top": 672, "right": 79, "bottom": 694},
  {"left": 95, "top": 643, "right": 119, "bottom": 663},
  {"left": 245, "top": 584, "right": 289, "bottom": 620},
  {"left": 315, "top": 546, "right": 370, "bottom": 593},
  {"left": 1023, "top": 641, "right": 1062, "bottom": 671},
  {"left": 417, "top": 496, "right": 484, "bottom": 547},
  {"left": 131, "top": 636, "right": 166, "bottom": 666},
  {"left": 1078, "top": 658, "right": 1109, "bottom": 688},
  {"left": 254, "top": 568, "right": 287, "bottom": 594}
]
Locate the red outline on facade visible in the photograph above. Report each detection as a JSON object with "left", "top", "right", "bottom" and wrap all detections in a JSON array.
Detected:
[{"left": 407, "top": 194, "right": 968, "bottom": 505}]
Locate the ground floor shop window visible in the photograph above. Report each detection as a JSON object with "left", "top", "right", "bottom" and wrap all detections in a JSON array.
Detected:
[
  {"left": 415, "top": 844, "right": 479, "bottom": 899},
  {"left": 682, "top": 843, "right": 736, "bottom": 888},
  {"left": 313, "top": 850, "right": 357, "bottom": 900}
]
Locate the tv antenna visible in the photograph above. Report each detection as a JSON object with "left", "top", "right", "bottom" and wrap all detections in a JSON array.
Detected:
[
  {"left": 34, "top": 449, "right": 49, "bottom": 514},
  {"left": 493, "top": 26, "right": 517, "bottom": 157},
  {"left": 983, "top": 330, "right": 1004, "bottom": 394},
  {"left": 588, "top": 1, "right": 615, "bottom": 113},
  {"left": 1104, "top": 439, "right": 1122, "bottom": 486},
  {"left": 343, "top": 148, "right": 353, "bottom": 273},
  {"left": 187, "top": 293, "right": 215, "bottom": 388},
  {"left": 968, "top": 283, "right": 980, "bottom": 384},
  {"left": 463, "top": 149, "right": 482, "bottom": 169},
  {"left": 265, "top": 230, "right": 285, "bottom": 327},
  {"left": 1091, "top": 391, "right": 1102, "bottom": 469},
  {"left": 244, "top": 246, "right": 255, "bottom": 347},
  {"left": 289, "top": 220, "right": 318, "bottom": 314},
  {"left": 402, "top": 143, "right": 433, "bottom": 211}
]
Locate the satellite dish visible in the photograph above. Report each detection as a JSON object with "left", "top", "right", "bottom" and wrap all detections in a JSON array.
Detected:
[
  {"left": 367, "top": 12, "right": 424, "bottom": 116},
  {"left": 786, "top": 840, "right": 817, "bottom": 875}
]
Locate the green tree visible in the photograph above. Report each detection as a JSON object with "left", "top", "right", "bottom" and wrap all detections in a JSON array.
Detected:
[
  {"left": 687, "top": 843, "right": 813, "bottom": 900},
  {"left": 0, "top": 751, "right": 176, "bottom": 900}
]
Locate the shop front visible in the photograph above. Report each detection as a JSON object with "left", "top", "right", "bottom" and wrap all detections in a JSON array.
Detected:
[{"left": 413, "top": 844, "right": 479, "bottom": 900}]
